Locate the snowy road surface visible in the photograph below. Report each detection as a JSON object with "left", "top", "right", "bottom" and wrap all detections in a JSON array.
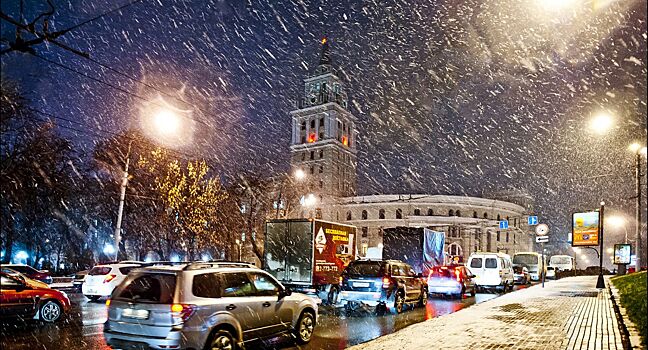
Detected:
[{"left": 0, "top": 287, "right": 527, "bottom": 349}]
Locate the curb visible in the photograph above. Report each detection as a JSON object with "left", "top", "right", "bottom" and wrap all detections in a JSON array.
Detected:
[{"left": 609, "top": 282, "right": 643, "bottom": 349}]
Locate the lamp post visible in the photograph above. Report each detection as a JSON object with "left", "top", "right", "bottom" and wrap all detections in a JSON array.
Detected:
[
  {"left": 628, "top": 143, "right": 646, "bottom": 271},
  {"left": 275, "top": 168, "right": 307, "bottom": 219},
  {"left": 113, "top": 104, "right": 182, "bottom": 261},
  {"left": 596, "top": 201, "right": 605, "bottom": 289}
]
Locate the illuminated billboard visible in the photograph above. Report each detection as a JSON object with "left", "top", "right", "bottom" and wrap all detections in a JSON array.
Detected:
[
  {"left": 614, "top": 244, "right": 631, "bottom": 265},
  {"left": 572, "top": 211, "right": 600, "bottom": 247}
]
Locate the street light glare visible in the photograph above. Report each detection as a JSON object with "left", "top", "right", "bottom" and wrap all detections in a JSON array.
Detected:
[
  {"left": 628, "top": 143, "right": 641, "bottom": 152},
  {"left": 539, "top": 0, "right": 576, "bottom": 10},
  {"left": 589, "top": 113, "right": 614, "bottom": 134},
  {"left": 294, "top": 168, "right": 306, "bottom": 180},
  {"left": 606, "top": 215, "right": 625, "bottom": 228},
  {"left": 153, "top": 109, "right": 181, "bottom": 135}
]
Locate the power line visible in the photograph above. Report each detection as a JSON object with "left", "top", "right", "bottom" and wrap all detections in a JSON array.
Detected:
[
  {"left": 60, "top": 0, "right": 145, "bottom": 34},
  {"left": 22, "top": 106, "right": 203, "bottom": 163},
  {"left": 31, "top": 52, "right": 210, "bottom": 128}
]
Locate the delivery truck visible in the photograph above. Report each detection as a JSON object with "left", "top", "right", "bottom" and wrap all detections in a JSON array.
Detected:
[
  {"left": 264, "top": 219, "right": 356, "bottom": 304},
  {"left": 382, "top": 227, "right": 445, "bottom": 274}
]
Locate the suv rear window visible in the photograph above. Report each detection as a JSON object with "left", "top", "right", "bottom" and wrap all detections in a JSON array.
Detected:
[
  {"left": 485, "top": 258, "right": 498, "bottom": 268},
  {"left": 89, "top": 266, "right": 112, "bottom": 275},
  {"left": 119, "top": 266, "right": 137, "bottom": 275},
  {"left": 193, "top": 273, "right": 220, "bottom": 298},
  {"left": 345, "top": 262, "right": 384, "bottom": 276},
  {"left": 114, "top": 273, "right": 176, "bottom": 303},
  {"left": 470, "top": 258, "right": 482, "bottom": 268}
]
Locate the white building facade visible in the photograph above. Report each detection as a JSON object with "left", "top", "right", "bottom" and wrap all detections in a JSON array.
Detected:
[{"left": 287, "top": 39, "right": 533, "bottom": 262}]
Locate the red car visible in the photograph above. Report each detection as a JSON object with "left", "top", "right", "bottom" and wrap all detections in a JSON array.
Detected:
[
  {"left": 0, "top": 272, "right": 71, "bottom": 322},
  {"left": 2, "top": 264, "right": 53, "bottom": 284}
]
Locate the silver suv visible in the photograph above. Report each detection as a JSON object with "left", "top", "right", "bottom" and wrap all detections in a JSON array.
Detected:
[{"left": 103, "top": 262, "right": 318, "bottom": 350}]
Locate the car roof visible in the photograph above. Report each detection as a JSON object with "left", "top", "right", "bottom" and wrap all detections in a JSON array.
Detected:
[
  {"left": 92, "top": 263, "right": 142, "bottom": 268},
  {"left": 132, "top": 262, "right": 260, "bottom": 273}
]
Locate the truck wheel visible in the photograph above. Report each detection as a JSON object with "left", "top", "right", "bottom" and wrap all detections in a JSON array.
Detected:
[
  {"left": 327, "top": 287, "right": 339, "bottom": 305},
  {"left": 417, "top": 288, "right": 428, "bottom": 307},
  {"left": 375, "top": 303, "right": 387, "bottom": 316},
  {"left": 390, "top": 291, "right": 405, "bottom": 314}
]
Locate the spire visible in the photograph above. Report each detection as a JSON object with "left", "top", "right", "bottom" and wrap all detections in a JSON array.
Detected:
[{"left": 318, "top": 36, "right": 331, "bottom": 66}]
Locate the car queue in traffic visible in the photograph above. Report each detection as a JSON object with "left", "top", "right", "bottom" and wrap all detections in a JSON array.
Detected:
[{"left": 1, "top": 251, "right": 564, "bottom": 350}]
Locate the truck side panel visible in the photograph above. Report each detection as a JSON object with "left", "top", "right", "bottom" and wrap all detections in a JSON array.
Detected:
[
  {"left": 312, "top": 220, "right": 356, "bottom": 286},
  {"left": 264, "top": 220, "right": 313, "bottom": 285}
]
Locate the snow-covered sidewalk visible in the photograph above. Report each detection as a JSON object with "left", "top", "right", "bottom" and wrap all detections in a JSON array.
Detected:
[{"left": 348, "top": 276, "right": 625, "bottom": 350}]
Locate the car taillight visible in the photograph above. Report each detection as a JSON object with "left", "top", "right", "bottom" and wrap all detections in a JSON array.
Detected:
[
  {"left": 171, "top": 304, "right": 196, "bottom": 322},
  {"left": 455, "top": 269, "right": 461, "bottom": 282},
  {"left": 103, "top": 274, "right": 117, "bottom": 283},
  {"left": 382, "top": 276, "right": 391, "bottom": 288},
  {"left": 339, "top": 276, "right": 343, "bottom": 285}
]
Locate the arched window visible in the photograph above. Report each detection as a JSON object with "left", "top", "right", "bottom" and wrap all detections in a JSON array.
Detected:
[
  {"left": 362, "top": 227, "right": 368, "bottom": 237},
  {"left": 396, "top": 209, "right": 402, "bottom": 219},
  {"left": 456, "top": 210, "right": 461, "bottom": 217},
  {"left": 346, "top": 211, "right": 352, "bottom": 221},
  {"left": 427, "top": 208, "right": 434, "bottom": 216},
  {"left": 361, "top": 210, "right": 368, "bottom": 220},
  {"left": 483, "top": 212, "right": 488, "bottom": 219},
  {"left": 497, "top": 214, "right": 501, "bottom": 221},
  {"left": 473, "top": 211, "right": 478, "bottom": 218},
  {"left": 447, "top": 243, "right": 462, "bottom": 256},
  {"left": 414, "top": 208, "right": 421, "bottom": 216},
  {"left": 379, "top": 209, "right": 385, "bottom": 219},
  {"left": 449, "top": 209, "right": 455, "bottom": 216}
]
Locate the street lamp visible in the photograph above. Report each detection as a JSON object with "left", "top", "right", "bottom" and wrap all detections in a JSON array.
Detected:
[
  {"left": 607, "top": 215, "right": 629, "bottom": 243},
  {"left": 589, "top": 112, "right": 614, "bottom": 134},
  {"left": 235, "top": 239, "right": 242, "bottom": 261},
  {"left": 294, "top": 168, "right": 306, "bottom": 181},
  {"left": 152, "top": 108, "right": 181, "bottom": 136},
  {"left": 628, "top": 142, "right": 647, "bottom": 271}
]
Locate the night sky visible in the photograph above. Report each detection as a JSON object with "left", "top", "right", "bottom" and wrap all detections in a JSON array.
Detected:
[{"left": 2, "top": 0, "right": 647, "bottom": 249}]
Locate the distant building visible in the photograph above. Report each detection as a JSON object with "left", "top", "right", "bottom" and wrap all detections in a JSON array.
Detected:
[{"left": 284, "top": 38, "right": 533, "bottom": 262}]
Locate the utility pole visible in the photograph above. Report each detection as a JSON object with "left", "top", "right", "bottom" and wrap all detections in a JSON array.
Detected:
[
  {"left": 634, "top": 152, "right": 642, "bottom": 271},
  {"left": 114, "top": 140, "right": 132, "bottom": 261}
]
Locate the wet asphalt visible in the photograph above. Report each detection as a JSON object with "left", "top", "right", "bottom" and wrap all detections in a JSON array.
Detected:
[{"left": 0, "top": 285, "right": 530, "bottom": 350}]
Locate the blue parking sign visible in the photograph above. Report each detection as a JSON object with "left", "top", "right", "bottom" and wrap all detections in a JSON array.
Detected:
[
  {"left": 499, "top": 220, "right": 509, "bottom": 229},
  {"left": 528, "top": 216, "right": 538, "bottom": 225}
]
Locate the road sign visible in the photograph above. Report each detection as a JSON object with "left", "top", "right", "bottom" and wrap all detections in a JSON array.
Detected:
[
  {"left": 536, "top": 235, "right": 549, "bottom": 243},
  {"left": 499, "top": 220, "right": 509, "bottom": 229},
  {"left": 528, "top": 216, "right": 538, "bottom": 225},
  {"left": 535, "top": 223, "right": 549, "bottom": 236}
]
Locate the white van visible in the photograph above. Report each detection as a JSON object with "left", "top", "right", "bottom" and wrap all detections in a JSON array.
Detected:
[
  {"left": 467, "top": 252, "right": 514, "bottom": 292},
  {"left": 549, "top": 255, "right": 575, "bottom": 272},
  {"left": 513, "top": 252, "right": 545, "bottom": 281}
]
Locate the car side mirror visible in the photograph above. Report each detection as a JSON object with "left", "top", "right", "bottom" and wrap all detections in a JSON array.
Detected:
[{"left": 278, "top": 287, "right": 292, "bottom": 299}]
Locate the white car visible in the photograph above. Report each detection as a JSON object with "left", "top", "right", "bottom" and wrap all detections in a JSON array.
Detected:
[
  {"left": 82, "top": 263, "right": 141, "bottom": 301},
  {"left": 467, "top": 252, "right": 515, "bottom": 292}
]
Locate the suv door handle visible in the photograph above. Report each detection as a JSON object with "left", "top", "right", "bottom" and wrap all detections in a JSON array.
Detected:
[
  {"left": 262, "top": 302, "right": 272, "bottom": 307},
  {"left": 226, "top": 304, "right": 236, "bottom": 311}
]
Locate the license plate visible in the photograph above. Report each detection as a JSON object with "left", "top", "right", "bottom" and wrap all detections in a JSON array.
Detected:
[
  {"left": 353, "top": 282, "right": 370, "bottom": 288},
  {"left": 87, "top": 288, "right": 96, "bottom": 293},
  {"left": 122, "top": 308, "right": 150, "bottom": 320}
]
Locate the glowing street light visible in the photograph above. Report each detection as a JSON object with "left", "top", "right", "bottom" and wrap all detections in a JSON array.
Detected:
[
  {"left": 589, "top": 112, "right": 614, "bottom": 134},
  {"left": 152, "top": 108, "right": 181, "bottom": 136},
  {"left": 607, "top": 215, "right": 625, "bottom": 228},
  {"left": 606, "top": 247, "right": 613, "bottom": 254},
  {"left": 294, "top": 168, "right": 306, "bottom": 181}
]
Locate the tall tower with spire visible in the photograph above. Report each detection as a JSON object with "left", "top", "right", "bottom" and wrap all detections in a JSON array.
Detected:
[{"left": 290, "top": 38, "right": 357, "bottom": 217}]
